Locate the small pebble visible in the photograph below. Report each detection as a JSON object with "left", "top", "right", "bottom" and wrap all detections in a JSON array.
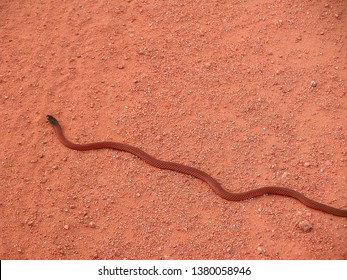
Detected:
[
  {"left": 304, "top": 162, "right": 311, "bottom": 167},
  {"left": 257, "top": 247, "right": 265, "bottom": 254},
  {"left": 226, "top": 247, "right": 234, "bottom": 254},
  {"left": 89, "top": 221, "right": 96, "bottom": 228},
  {"left": 64, "top": 225, "right": 69, "bottom": 230},
  {"left": 310, "top": 81, "right": 317, "bottom": 87},
  {"left": 298, "top": 220, "right": 313, "bottom": 232}
]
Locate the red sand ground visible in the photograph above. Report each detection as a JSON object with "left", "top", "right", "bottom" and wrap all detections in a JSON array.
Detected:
[{"left": 1, "top": 0, "right": 346, "bottom": 260}]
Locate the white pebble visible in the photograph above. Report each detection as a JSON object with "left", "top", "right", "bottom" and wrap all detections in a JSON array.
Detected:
[{"left": 310, "top": 81, "right": 317, "bottom": 87}]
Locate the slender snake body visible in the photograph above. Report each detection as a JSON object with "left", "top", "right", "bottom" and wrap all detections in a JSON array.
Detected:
[{"left": 47, "top": 115, "right": 347, "bottom": 217}]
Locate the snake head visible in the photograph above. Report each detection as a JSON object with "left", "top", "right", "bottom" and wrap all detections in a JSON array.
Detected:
[{"left": 47, "top": 115, "right": 59, "bottom": 126}]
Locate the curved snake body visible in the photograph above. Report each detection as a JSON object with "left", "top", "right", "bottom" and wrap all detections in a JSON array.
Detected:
[{"left": 47, "top": 115, "right": 347, "bottom": 217}]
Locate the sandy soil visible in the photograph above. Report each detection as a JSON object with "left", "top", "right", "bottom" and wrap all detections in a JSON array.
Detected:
[{"left": 1, "top": 0, "right": 346, "bottom": 260}]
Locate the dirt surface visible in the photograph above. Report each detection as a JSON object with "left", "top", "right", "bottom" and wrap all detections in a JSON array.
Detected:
[{"left": 1, "top": 0, "right": 347, "bottom": 260}]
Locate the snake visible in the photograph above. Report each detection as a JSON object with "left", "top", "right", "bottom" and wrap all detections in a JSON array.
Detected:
[{"left": 47, "top": 115, "right": 347, "bottom": 217}]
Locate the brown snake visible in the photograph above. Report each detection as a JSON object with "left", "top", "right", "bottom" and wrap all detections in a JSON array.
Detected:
[{"left": 47, "top": 115, "right": 347, "bottom": 217}]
